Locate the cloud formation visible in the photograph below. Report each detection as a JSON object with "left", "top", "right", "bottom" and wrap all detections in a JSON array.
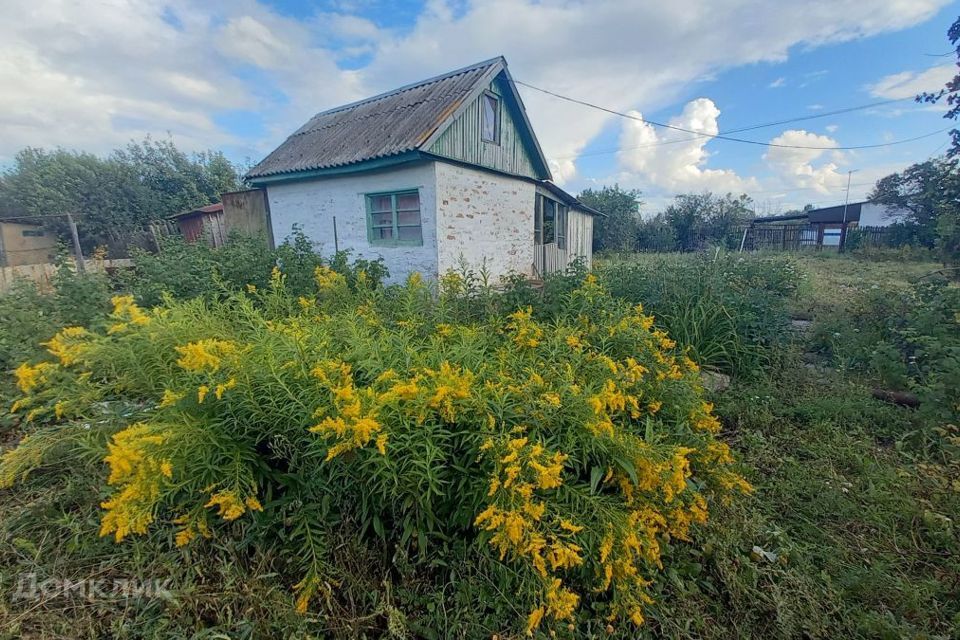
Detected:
[
  {"left": 866, "top": 63, "right": 954, "bottom": 99},
  {"left": 0, "top": 0, "right": 950, "bottom": 183},
  {"left": 763, "top": 130, "right": 845, "bottom": 194},
  {"left": 617, "top": 98, "right": 759, "bottom": 194}
]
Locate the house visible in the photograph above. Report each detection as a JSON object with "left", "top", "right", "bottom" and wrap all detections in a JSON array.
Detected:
[
  {"left": 245, "top": 56, "right": 601, "bottom": 282},
  {"left": 0, "top": 220, "right": 56, "bottom": 267},
  {"left": 751, "top": 201, "right": 909, "bottom": 249}
]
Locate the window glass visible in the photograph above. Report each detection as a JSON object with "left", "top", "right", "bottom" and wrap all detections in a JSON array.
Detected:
[
  {"left": 556, "top": 206, "right": 567, "bottom": 250},
  {"left": 481, "top": 93, "right": 499, "bottom": 142},
  {"left": 370, "top": 195, "right": 393, "bottom": 212},
  {"left": 367, "top": 191, "right": 422, "bottom": 246},
  {"left": 543, "top": 199, "right": 556, "bottom": 244}
]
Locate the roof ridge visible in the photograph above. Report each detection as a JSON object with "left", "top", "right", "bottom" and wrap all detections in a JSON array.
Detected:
[{"left": 305, "top": 56, "right": 505, "bottom": 121}]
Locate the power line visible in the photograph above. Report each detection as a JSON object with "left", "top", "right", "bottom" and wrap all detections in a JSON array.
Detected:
[{"left": 514, "top": 79, "right": 949, "bottom": 151}]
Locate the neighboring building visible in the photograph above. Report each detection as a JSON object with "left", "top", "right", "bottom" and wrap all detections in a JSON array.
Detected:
[
  {"left": 245, "top": 56, "right": 601, "bottom": 281},
  {"left": 172, "top": 190, "right": 275, "bottom": 248},
  {"left": 751, "top": 201, "right": 909, "bottom": 249},
  {"left": 171, "top": 203, "right": 227, "bottom": 247},
  {"left": 0, "top": 220, "right": 56, "bottom": 267}
]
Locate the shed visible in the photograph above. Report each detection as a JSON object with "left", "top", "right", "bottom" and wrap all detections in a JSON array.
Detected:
[
  {"left": 171, "top": 203, "right": 226, "bottom": 247},
  {"left": 0, "top": 220, "right": 57, "bottom": 267}
]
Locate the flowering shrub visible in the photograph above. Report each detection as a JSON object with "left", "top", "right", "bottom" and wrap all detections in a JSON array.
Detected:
[{"left": 2, "top": 269, "right": 750, "bottom": 634}]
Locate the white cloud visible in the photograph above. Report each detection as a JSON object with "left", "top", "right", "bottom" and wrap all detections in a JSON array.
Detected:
[
  {"left": 616, "top": 98, "right": 759, "bottom": 194},
  {"left": 0, "top": 0, "right": 950, "bottom": 176},
  {"left": 769, "top": 77, "right": 786, "bottom": 88},
  {"left": 866, "top": 63, "right": 954, "bottom": 99},
  {"left": 825, "top": 124, "right": 839, "bottom": 133},
  {"left": 763, "top": 130, "right": 846, "bottom": 194}
]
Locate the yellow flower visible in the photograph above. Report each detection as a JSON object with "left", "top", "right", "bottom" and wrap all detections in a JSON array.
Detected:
[
  {"left": 108, "top": 295, "right": 150, "bottom": 333},
  {"left": 175, "top": 339, "right": 238, "bottom": 373},
  {"left": 43, "top": 326, "right": 89, "bottom": 366},
  {"left": 526, "top": 606, "right": 545, "bottom": 634},
  {"left": 215, "top": 378, "right": 237, "bottom": 400},
  {"left": 545, "top": 578, "right": 579, "bottom": 620},
  {"left": 160, "top": 461, "right": 173, "bottom": 478},
  {"left": 197, "top": 385, "right": 209, "bottom": 404},
  {"left": 205, "top": 490, "right": 246, "bottom": 521},
  {"left": 244, "top": 496, "right": 263, "bottom": 511},
  {"left": 175, "top": 527, "right": 196, "bottom": 547},
  {"left": 14, "top": 362, "right": 54, "bottom": 394},
  {"left": 160, "top": 389, "right": 184, "bottom": 408},
  {"left": 559, "top": 519, "right": 583, "bottom": 534},
  {"left": 375, "top": 434, "right": 388, "bottom": 455},
  {"left": 314, "top": 265, "right": 346, "bottom": 291},
  {"left": 541, "top": 392, "right": 561, "bottom": 407}
]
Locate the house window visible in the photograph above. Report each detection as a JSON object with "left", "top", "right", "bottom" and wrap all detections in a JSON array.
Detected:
[
  {"left": 542, "top": 198, "right": 556, "bottom": 244},
  {"left": 481, "top": 92, "right": 500, "bottom": 144},
  {"left": 366, "top": 190, "right": 422, "bottom": 246},
  {"left": 556, "top": 205, "right": 567, "bottom": 250},
  {"left": 534, "top": 195, "right": 567, "bottom": 248},
  {"left": 22, "top": 229, "right": 45, "bottom": 237}
]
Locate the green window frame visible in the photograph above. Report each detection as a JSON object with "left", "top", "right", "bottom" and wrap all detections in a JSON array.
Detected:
[{"left": 365, "top": 189, "right": 423, "bottom": 247}]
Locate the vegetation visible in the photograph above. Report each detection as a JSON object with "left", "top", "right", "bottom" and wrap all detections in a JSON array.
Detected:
[
  {"left": 870, "top": 158, "right": 960, "bottom": 268},
  {"left": 0, "top": 247, "right": 957, "bottom": 638},
  {"left": 577, "top": 185, "right": 644, "bottom": 253},
  {"left": 0, "top": 138, "right": 244, "bottom": 248}
]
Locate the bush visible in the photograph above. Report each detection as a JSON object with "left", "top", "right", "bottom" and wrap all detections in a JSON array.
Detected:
[
  {"left": 0, "top": 256, "right": 112, "bottom": 375},
  {"left": 812, "top": 277, "right": 960, "bottom": 446},
  {"left": 118, "top": 228, "right": 387, "bottom": 306},
  {"left": 2, "top": 269, "right": 749, "bottom": 636},
  {"left": 596, "top": 254, "right": 800, "bottom": 376}
]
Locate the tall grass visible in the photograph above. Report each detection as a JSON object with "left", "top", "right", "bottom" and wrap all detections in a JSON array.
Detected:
[{"left": 596, "top": 253, "right": 800, "bottom": 376}]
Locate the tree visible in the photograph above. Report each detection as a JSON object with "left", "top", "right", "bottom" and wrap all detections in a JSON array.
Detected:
[
  {"left": 577, "top": 185, "right": 643, "bottom": 252},
  {"left": 0, "top": 138, "right": 243, "bottom": 247},
  {"left": 661, "top": 192, "right": 753, "bottom": 251},
  {"left": 870, "top": 159, "right": 960, "bottom": 265},
  {"left": 918, "top": 16, "right": 960, "bottom": 158}
]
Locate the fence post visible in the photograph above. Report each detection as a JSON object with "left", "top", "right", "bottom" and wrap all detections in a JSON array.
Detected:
[{"left": 66, "top": 212, "right": 85, "bottom": 273}]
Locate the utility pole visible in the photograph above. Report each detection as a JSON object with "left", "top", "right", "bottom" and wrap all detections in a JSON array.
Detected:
[
  {"left": 839, "top": 169, "right": 857, "bottom": 253},
  {"left": 66, "top": 212, "right": 85, "bottom": 273}
]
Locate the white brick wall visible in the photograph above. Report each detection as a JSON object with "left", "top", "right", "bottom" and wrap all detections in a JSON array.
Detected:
[
  {"left": 434, "top": 162, "right": 535, "bottom": 281},
  {"left": 265, "top": 162, "right": 439, "bottom": 281}
]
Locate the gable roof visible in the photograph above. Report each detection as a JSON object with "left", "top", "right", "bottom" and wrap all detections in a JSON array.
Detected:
[{"left": 246, "top": 56, "right": 551, "bottom": 182}]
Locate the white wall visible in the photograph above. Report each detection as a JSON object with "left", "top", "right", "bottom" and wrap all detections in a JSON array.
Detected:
[
  {"left": 265, "top": 162, "right": 438, "bottom": 281},
  {"left": 859, "top": 203, "right": 907, "bottom": 228},
  {"left": 434, "top": 162, "right": 535, "bottom": 281}
]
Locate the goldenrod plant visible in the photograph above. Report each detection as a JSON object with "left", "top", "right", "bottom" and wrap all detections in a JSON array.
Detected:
[{"left": 2, "top": 266, "right": 750, "bottom": 635}]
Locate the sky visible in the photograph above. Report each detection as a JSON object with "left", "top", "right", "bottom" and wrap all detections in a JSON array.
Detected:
[{"left": 1, "top": 0, "right": 958, "bottom": 214}]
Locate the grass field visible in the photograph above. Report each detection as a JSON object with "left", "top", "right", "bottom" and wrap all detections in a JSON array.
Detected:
[{"left": 0, "top": 247, "right": 957, "bottom": 639}]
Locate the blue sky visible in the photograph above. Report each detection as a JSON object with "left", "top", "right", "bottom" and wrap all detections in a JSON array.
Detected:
[{"left": 1, "top": 0, "right": 957, "bottom": 213}]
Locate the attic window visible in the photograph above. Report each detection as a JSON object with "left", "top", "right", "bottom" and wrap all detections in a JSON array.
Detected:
[{"left": 481, "top": 92, "right": 500, "bottom": 144}]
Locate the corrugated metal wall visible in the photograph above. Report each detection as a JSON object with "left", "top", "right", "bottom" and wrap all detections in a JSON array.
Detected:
[{"left": 427, "top": 76, "right": 538, "bottom": 179}]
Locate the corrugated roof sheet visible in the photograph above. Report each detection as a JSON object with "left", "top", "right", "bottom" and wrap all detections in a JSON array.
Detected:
[
  {"left": 170, "top": 202, "right": 223, "bottom": 219},
  {"left": 246, "top": 58, "right": 504, "bottom": 179},
  {"left": 807, "top": 202, "right": 863, "bottom": 224}
]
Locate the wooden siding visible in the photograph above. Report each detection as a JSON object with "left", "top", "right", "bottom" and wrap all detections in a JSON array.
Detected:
[
  {"left": 427, "top": 74, "right": 539, "bottom": 179},
  {"left": 533, "top": 207, "right": 594, "bottom": 276}
]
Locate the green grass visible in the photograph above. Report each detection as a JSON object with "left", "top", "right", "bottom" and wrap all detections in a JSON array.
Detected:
[{"left": 1, "top": 250, "right": 958, "bottom": 638}]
